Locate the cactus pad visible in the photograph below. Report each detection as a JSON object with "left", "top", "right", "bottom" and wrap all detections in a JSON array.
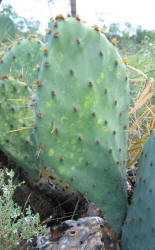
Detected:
[
  {"left": 121, "top": 130, "right": 155, "bottom": 250},
  {"left": 0, "top": 77, "right": 39, "bottom": 178},
  {"left": 35, "top": 18, "right": 130, "bottom": 233},
  {"left": 0, "top": 38, "right": 44, "bottom": 88}
]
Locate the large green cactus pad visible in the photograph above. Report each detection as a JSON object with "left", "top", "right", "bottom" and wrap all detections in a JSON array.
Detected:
[
  {"left": 0, "top": 38, "right": 44, "bottom": 88},
  {"left": 0, "top": 77, "right": 39, "bottom": 178},
  {"left": 122, "top": 130, "right": 155, "bottom": 250},
  {"left": 35, "top": 17, "right": 130, "bottom": 233}
]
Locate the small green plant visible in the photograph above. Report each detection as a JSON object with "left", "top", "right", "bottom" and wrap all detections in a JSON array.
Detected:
[{"left": 0, "top": 168, "right": 46, "bottom": 250}]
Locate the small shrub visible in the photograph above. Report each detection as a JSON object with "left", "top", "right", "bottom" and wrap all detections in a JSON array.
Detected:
[{"left": 0, "top": 168, "right": 46, "bottom": 250}]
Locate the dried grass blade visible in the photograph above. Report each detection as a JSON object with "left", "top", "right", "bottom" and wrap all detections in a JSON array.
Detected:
[
  {"left": 125, "top": 149, "right": 142, "bottom": 169},
  {"left": 130, "top": 105, "right": 155, "bottom": 133},
  {"left": 129, "top": 78, "right": 146, "bottom": 82},
  {"left": 129, "top": 92, "right": 153, "bottom": 114}
]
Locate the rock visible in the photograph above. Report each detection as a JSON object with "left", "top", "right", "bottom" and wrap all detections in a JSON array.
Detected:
[{"left": 28, "top": 216, "right": 104, "bottom": 250}]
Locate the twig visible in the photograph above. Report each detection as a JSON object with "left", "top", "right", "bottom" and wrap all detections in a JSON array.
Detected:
[{"left": 23, "top": 193, "right": 32, "bottom": 213}]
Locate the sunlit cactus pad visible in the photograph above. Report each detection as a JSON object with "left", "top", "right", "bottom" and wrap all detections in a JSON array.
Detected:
[
  {"left": 35, "top": 17, "right": 130, "bottom": 232},
  {"left": 122, "top": 129, "right": 155, "bottom": 249}
]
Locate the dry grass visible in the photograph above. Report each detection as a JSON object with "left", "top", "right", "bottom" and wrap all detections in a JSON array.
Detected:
[{"left": 126, "top": 64, "right": 155, "bottom": 168}]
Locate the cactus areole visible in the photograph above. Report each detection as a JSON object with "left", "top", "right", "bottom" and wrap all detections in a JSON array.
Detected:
[{"left": 35, "top": 17, "right": 130, "bottom": 233}]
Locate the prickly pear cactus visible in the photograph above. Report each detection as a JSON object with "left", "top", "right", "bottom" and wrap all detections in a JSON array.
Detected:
[
  {"left": 0, "top": 77, "right": 40, "bottom": 178},
  {"left": 0, "top": 38, "right": 44, "bottom": 88},
  {"left": 121, "top": 129, "right": 155, "bottom": 250},
  {"left": 0, "top": 15, "right": 16, "bottom": 42},
  {"left": 35, "top": 17, "right": 130, "bottom": 233}
]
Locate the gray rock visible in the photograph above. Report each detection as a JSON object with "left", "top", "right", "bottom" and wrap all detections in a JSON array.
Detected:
[{"left": 28, "top": 216, "right": 104, "bottom": 250}]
